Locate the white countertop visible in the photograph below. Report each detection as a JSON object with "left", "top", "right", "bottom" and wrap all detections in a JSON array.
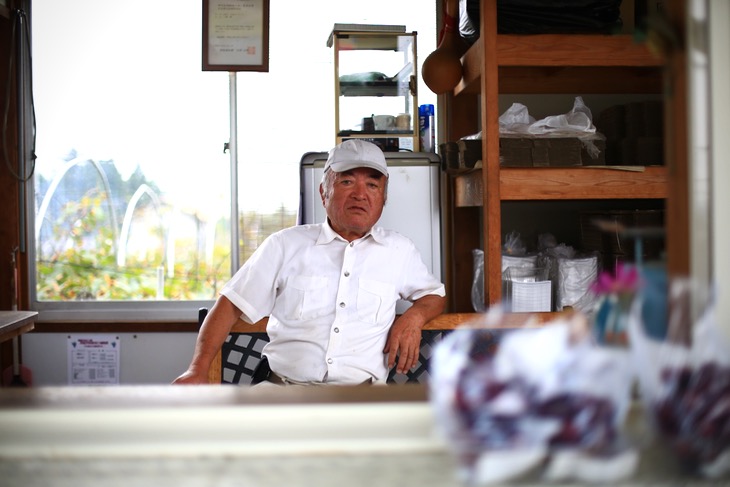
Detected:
[{"left": 0, "top": 385, "right": 724, "bottom": 487}]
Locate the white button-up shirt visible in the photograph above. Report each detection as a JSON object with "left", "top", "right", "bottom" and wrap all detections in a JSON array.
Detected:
[{"left": 220, "top": 221, "right": 445, "bottom": 384}]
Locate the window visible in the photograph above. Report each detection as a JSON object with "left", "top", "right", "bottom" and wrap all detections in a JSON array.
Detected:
[{"left": 28, "top": 0, "right": 437, "bottom": 322}]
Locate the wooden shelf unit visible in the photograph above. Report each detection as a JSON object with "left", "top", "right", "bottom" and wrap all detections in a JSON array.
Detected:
[
  {"left": 445, "top": 2, "right": 669, "bottom": 312},
  {"left": 454, "top": 166, "right": 668, "bottom": 207},
  {"left": 456, "top": 33, "right": 663, "bottom": 97}
]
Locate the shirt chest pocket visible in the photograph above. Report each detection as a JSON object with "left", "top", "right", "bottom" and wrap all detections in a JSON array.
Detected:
[
  {"left": 283, "top": 275, "right": 332, "bottom": 321},
  {"left": 357, "top": 279, "right": 396, "bottom": 325}
]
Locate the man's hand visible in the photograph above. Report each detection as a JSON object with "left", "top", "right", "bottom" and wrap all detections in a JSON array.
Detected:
[
  {"left": 384, "top": 315, "right": 424, "bottom": 374},
  {"left": 172, "top": 368, "right": 209, "bottom": 385},
  {"left": 383, "top": 294, "right": 446, "bottom": 374}
]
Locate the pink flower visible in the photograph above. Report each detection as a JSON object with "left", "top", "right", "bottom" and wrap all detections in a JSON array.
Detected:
[{"left": 591, "top": 262, "right": 641, "bottom": 296}]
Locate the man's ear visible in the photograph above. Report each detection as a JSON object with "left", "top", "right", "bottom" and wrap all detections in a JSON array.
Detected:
[{"left": 319, "top": 183, "right": 326, "bottom": 206}]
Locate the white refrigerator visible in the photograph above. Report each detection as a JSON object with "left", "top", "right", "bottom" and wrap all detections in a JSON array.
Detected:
[{"left": 299, "top": 151, "right": 443, "bottom": 313}]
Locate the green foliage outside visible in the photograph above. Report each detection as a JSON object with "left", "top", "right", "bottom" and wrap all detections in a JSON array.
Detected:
[{"left": 36, "top": 187, "right": 296, "bottom": 302}]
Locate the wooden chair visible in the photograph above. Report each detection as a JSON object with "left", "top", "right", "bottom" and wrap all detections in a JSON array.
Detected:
[
  {"left": 203, "top": 310, "right": 557, "bottom": 384},
  {"left": 200, "top": 307, "right": 270, "bottom": 384}
]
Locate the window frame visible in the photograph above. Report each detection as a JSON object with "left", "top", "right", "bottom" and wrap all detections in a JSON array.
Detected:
[{"left": 23, "top": 0, "right": 229, "bottom": 323}]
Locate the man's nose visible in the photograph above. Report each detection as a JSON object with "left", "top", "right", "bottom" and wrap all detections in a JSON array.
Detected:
[{"left": 350, "top": 180, "right": 368, "bottom": 197}]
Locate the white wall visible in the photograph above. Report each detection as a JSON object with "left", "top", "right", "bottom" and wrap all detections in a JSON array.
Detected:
[
  {"left": 22, "top": 333, "right": 197, "bottom": 386},
  {"left": 686, "top": 0, "right": 730, "bottom": 338}
]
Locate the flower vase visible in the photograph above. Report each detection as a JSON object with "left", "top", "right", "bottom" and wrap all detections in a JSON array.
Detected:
[{"left": 594, "top": 293, "right": 633, "bottom": 346}]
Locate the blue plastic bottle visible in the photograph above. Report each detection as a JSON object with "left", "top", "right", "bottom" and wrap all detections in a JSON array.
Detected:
[{"left": 419, "top": 104, "right": 435, "bottom": 152}]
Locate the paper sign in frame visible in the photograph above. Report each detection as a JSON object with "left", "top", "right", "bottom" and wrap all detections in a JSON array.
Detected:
[{"left": 202, "top": 0, "right": 270, "bottom": 72}]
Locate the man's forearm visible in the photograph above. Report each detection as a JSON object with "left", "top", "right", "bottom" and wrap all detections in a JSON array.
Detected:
[
  {"left": 189, "top": 296, "right": 242, "bottom": 373},
  {"left": 405, "top": 294, "right": 446, "bottom": 328}
]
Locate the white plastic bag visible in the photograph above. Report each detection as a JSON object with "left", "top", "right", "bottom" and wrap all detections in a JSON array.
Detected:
[
  {"left": 527, "top": 96, "right": 596, "bottom": 135},
  {"left": 629, "top": 278, "right": 730, "bottom": 478},
  {"left": 499, "top": 97, "right": 596, "bottom": 136},
  {"left": 498, "top": 103, "right": 536, "bottom": 135},
  {"left": 498, "top": 97, "right": 603, "bottom": 159},
  {"left": 430, "top": 311, "right": 637, "bottom": 484}
]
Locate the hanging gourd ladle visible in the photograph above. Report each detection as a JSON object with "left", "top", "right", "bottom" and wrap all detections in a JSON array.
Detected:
[{"left": 422, "top": 0, "right": 467, "bottom": 95}]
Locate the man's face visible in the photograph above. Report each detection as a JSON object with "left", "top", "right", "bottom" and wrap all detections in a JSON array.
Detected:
[{"left": 320, "top": 167, "right": 387, "bottom": 241}]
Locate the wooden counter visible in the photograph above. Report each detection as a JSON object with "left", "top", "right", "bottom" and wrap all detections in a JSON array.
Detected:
[{"left": 0, "top": 311, "right": 37, "bottom": 344}]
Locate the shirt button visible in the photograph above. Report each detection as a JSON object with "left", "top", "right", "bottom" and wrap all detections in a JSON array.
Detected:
[
  {"left": 344, "top": 271, "right": 350, "bottom": 277},
  {"left": 327, "top": 358, "right": 333, "bottom": 364},
  {"left": 349, "top": 242, "right": 354, "bottom": 247},
  {"left": 334, "top": 327, "right": 339, "bottom": 333},
  {"left": 339, "top": 302, "right": 345, "bottom": 308}
]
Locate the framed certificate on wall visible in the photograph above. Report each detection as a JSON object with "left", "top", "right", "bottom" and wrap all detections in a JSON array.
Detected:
[{"left": 203, "top": 0, "right": 270, "bottom": 72}]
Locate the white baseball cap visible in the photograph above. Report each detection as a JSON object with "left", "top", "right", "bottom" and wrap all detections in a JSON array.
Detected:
[{"left": 324, "top": 139, "right": 388, "bottom": 177}]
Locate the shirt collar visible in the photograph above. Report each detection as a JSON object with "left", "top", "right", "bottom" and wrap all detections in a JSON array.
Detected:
[
  {"left": 317, "top": 219, "right": 384, "bottom": 245},
  {"left": 317, "top": 219, "right": 341, "bottom": 244}
]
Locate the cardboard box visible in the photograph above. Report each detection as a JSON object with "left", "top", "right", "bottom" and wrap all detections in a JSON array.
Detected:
[
  {"left": 441, "top": 135, "right": 607, "bottom": 170},
  {"left": 501, "top": 136, "right": 606, "bottom": 167}
]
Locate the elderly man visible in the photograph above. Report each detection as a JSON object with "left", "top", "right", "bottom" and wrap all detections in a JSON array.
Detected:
[{"left": 173, "top": 140, "right": 445, "bottom": 386}]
